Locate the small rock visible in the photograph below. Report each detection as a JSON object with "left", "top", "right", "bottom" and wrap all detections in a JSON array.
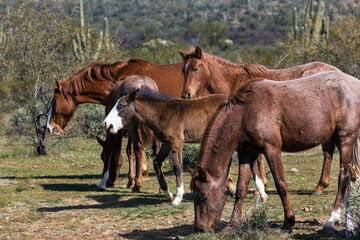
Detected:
[
  {"left": 290, "top": 168, "right": 299, "bottom": 173},
  {"left": 303, "top": 206, "right": 312, "bottom": 212}
]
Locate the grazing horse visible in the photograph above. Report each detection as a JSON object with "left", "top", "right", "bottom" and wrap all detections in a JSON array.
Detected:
[
  {"left": 47, "top": 59, "right": 184, "bottom": 191},
  {"left": 103, "top": 91, "right": 267, "bottom": 205},
  {"left": 179, "top": 46, "right": 341, "bottom": 195},
  {"left": 190, "top": 71, "right": 360, "bottom": 233},
  {"left": 96, "top": 75, "right": 160, "bottom": 191}
]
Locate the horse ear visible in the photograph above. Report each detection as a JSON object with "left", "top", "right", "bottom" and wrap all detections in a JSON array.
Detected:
[
  {"left": 96, "top": 136, "right": 106, "bottom": 148},
  {"left": 197, "top": 165, "right": 211, "bottom": 182},
  {"left": 187, "top": 165, "right": 195, "bottom": 177},
  {"left": 195, "top": 46, "right": 202, "bottom": 59},
  {"left": 127, "top": 89, "right": 140, "bottom": 103},
  {"left": 178, "top": 49, "right": 186, "bottom": 60},
  {"left": 54, "top": 78, "right": 62, "bottom": 91}
]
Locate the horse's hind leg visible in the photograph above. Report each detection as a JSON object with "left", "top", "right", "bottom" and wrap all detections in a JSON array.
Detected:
[
  {"left": 126, "top": 138, "right": 135, "bottom": 188},
  {"left": 172, "top": 147, "right": 184, "bottom": 205},
  {"left": 314, "top": 139, "right": 335, "bottom": 195},
  {"left": 127, "top": 122, "right": 146, "bottom": 192},
  {"left": 252, "top": 155, "right": 268, "bottom": 202},
  {"left": 153, "top": 144, "right": 173, "bottom": 201}
]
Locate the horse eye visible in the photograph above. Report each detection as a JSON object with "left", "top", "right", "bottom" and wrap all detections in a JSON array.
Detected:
[
  {"left": 116, "top": 104, "right": 123, "bottom": 110},
  {"left": 193, "top": 67, "right": 199, "bottom": 72}
]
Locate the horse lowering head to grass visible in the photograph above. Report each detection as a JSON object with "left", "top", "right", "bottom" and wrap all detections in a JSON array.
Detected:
[
  {"left": 103, "top": 90, "right": 267, "bottom": 205},
  {"left": 190, "top": 71, "right": 360, "bottom": 233},
  {"left": 179, "top": 46, "right": 342, "bottom": 196},
  {"left": 46, "top": 59, "right": 184, "bottom": 190}
]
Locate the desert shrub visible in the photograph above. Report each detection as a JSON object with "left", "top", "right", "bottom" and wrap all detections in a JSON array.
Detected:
[{"left": 348, "top": 180, "right": 360, "bottom": 237}]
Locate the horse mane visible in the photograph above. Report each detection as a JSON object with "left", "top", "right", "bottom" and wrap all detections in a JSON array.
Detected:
[
  {"left": 185, "top": 50, "right": 269, "bottom": 77},
  {"left": 62, "top": 61, "right": 127, "bottom": 96}
]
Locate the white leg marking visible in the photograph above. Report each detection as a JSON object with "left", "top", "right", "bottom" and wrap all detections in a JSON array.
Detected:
[
  {"left": 98, "top": 170, "right": 109, "bottom": 191},
  {"left": 255, "top": 174, "right": 268, "bottom": 202},
  {"left": 172, "top": 183, "right": 184, "bottom": 205},
  {"left": 230, "top": 186, "right": 236, "bottom": 197},
  {"left": 46, "top": 105, "right": 52, "bottom": 129},
  {"left": 103, "top": 102, "right": 124, "bottom": 134},
  {"left": 326, "top": 208, "right": 342, "bottom": 231}
]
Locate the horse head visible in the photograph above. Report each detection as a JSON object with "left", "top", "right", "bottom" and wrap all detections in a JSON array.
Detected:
[
  {"left": 103, "top": 89, "right": 139, "bottom": 134},
  {"left": 47, "top": 78, "right": 77, "bottom": 136},
  {"left": 179, "top": 46, "right": 211, "bottom": 99},
  {"left": 190, "top": 165, "right": 225, "bottom": 232}
]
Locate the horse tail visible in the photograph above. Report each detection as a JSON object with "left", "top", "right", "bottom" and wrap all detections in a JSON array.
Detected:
[
  {"left": 139, "top": 124, "right": 154, "bottom": 147},
  {"left": 350, "top": 134, "right": 360, "bottom": 176}
]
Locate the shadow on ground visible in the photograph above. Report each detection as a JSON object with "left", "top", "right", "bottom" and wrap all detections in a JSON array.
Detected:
[{"left": 118, "top": 224, "right": 193, "bottom": 239}]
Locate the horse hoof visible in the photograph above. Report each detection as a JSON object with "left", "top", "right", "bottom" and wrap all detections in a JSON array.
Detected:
[
  {"left": 97, "top": 186, "right": 106, "bottom": 191},
  {"left": 322, "top": 222, "right": 336, "bottom": 235},
  {"left": 142, "top": 169, "right": 149, "bottom": 177},
  {"left": 171, "top": 197, "right": 182, "bottom": 205},
  {"left": 312, "top": 191, "right": 322, "bottom": 196},
  {"left": 106, "top": 182, "right": 115, "bottom": 188},
  {"left": 127, "top": 182, "right": 134, "bottom": 189},
  {"left": 132, "top": 186, "right": 141, "bottom": 193},
  {"left": 261, "top": 194, "right": 268, "bottom": 202}
]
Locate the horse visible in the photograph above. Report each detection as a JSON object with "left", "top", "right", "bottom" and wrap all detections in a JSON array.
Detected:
[
  {"left": 95, "top": 75, "right": 160, "bottom": 191},
  {"left": 189, "top": 71, "right": 360, "bottom": 233},
  {"left": 47, "top": 59, "right": 184, "bottom": 191},
  {"left": 179, "top": 46, "right": 342, "bottom": 195},
  {"left": 103, "top": 90, "right": 267, "bottom": 205},
  {"left": 344, "top": 138, "right": 360, "bottom": 237}
]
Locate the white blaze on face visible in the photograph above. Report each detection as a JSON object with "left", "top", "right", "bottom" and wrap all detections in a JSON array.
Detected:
[{"left": 103, "top": 102, "right": 124, "bottom": 134}]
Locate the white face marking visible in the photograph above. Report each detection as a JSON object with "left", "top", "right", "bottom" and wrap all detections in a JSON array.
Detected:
[
  {"left": 97, "top": 170, "right": 109, "bottom": 191},
  {"left": 103, "top": 102, "right": 124, "bottom": 134}
]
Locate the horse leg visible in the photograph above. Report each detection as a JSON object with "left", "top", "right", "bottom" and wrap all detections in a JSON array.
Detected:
[
  {"left": 323, "top": 139, "right": 354, "bottom": 233},
  {"left": 226, "top": 174, "right": 236, "bottom": 197},
  {"left": 98, "top": 153, "right": 110, "bottom": 191},
  {"left": 137, "top": 128, "right": 149, "bottom": 177},
  {"left": 229, "top": 152, "right": 258, "bottom": 228},
  {"left": 171, "top": 146, "right": 184, "bottom": 205},
  {"left": 152, "top": 137, "right": 161, "bottom": 156},
  {"left": 264, "top": 144, "right": 295, "bottom": 231},
  {"left": 127, "top": 122, "right": 146, "bottom": 193},
  {"left": 252, "top": 155, "right": 268, "bottom": 202},
  {"left": 107, "top": 130, "right": 125, "bottom": 187},
  {"left": 126, "top": 137, "right": 135, "bottom": 188},
  {"left": 153, "top": 144, "right": 173, "bottom": 201},
  {"left": 314, "top": 139, "right": 335, "bottom": 195}
]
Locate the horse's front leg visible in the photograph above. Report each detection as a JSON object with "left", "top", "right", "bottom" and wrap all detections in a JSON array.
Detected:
[
  {"left": 126, "top": 137, "right": 135, "bottom": 188},
  {"left": 323, "top": 138, "right": 355, "bottom": 234},
  {"left": 314, "top": 139, "right": 335, "bottom": 195},
  {"left": 264, "top": 144, "right": 295, "bottom": 231},
  {"left": 107, "top": 130, "right": 125, "bottom": 187},
  {"left": 229, "top": 152, "right": 258, "bottom": 228},
  {"left": 153, "top": 144, "right": 173, "bottom": 201},
  {"left": 172, "top": 146, "right": 184, "bottom": 205}
]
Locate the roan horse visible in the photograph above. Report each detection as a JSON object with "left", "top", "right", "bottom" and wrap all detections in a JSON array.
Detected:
[
  {"left": 95, "top": 75, "right": 159, "bottom": 191},
  {"left": 47, "top": 59, "right": 184, "bottom": 191},
  {"left": 190, "top": 71, "right": 360, "bottom": 233},
  {"left": 103, "top": 90, "right": 268, "bottom": 205},
  {"left": 179, "top": 46, "right": 341, "bottom": 195}
]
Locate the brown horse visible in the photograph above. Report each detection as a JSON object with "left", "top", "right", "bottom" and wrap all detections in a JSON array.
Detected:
[
  {"left": 190, "top": 71, "right": 360, "bottom": 233},
  {"left": 47, "top": 59, "right": 184, "bottom": 191},
  {"left": 96, "top": 75, "right": 159, "bottom": 191},
  {"left": 179, "top": 46, "right": 341, "bottom": 195},
  {"left": 103, "top": 90, "right": 267, "bottom": 205}
]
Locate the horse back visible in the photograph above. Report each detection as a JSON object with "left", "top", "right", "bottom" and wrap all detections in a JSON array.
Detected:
[{"left": 118, "top": 59, "right": 184, "bottom": 97}]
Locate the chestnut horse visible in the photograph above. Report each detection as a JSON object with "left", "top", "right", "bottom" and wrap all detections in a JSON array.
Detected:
[
  {"left": 190, "top": 71, "right": 360, "bottom": 233},
  {"left": 103, "top": 90, "right": 267, "bottom": 205},
  {"left": 179, "top": 46, "right": 341, "bottom": 195},
  {"left": 96, "top": 75, "right": 159, "bottom": 191},
  {"left": 47, "top": 59, "right": 184, "bottom": 191}
]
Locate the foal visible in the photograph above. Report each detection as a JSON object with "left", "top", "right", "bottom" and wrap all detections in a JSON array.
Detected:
[{"left": 103, "top": 90, "right": 267, "bottom": 205}]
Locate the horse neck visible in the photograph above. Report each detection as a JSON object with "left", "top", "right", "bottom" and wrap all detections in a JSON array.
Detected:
[
  {"left": 132, "top": 98, "right": 167, "bottom": 132},
  {"left": 197, "top": 104, "right": 241, "bottom": 180}
]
